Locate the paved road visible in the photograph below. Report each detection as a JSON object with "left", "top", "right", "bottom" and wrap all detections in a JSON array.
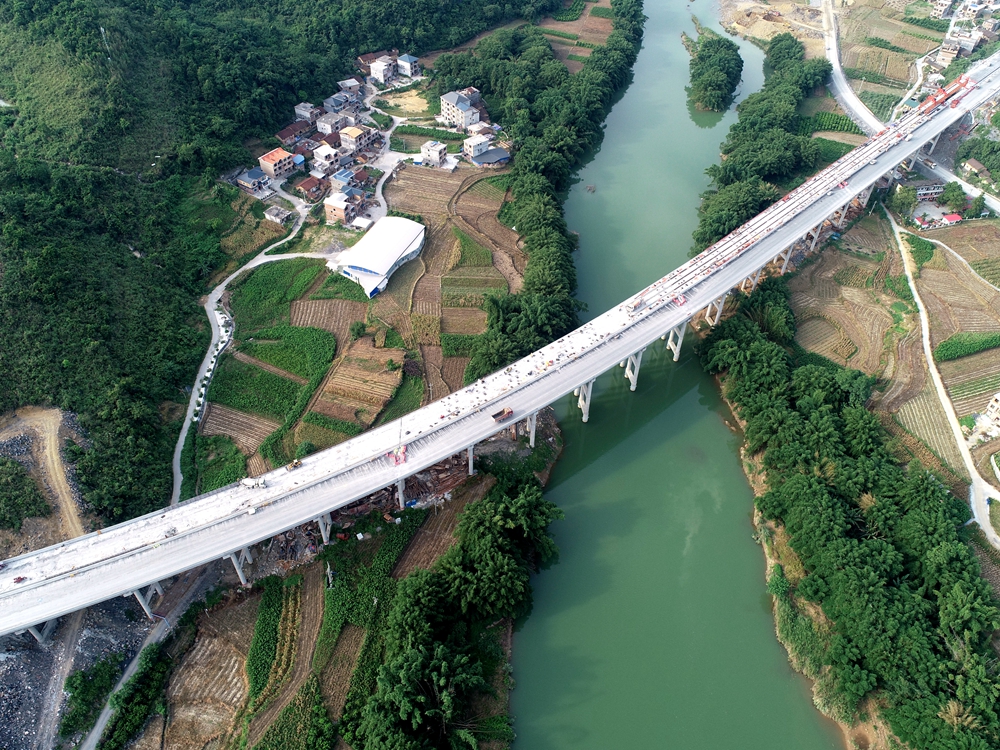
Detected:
[
  {"left": 5, "top": 54, "right": 1000, "bottom": 637},
  {"left": 886, "top": 210, "right": 1000, "bottom": 546},
  {"left": 821, "top": 0, "right": 885, "bottom": 134}
]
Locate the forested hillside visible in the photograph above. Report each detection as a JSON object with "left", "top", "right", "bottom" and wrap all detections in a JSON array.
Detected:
[{"left": 0, "top": 0, "right": 560, "bottom": 523}]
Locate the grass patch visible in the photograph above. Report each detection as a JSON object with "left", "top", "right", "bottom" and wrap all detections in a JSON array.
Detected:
[
  {"left": 385, "top": 327, "right": 406, "bottom": 348},
  {"left": 195, "top": 434, "right": 247, "bottom": 493},
  {"left": 240, "top": 325, "right": 337, "bottom": 379},
  {"left": 311, "top": 272, "right": 370, "bottom": 302},
  {"left": 245, "top": 577, "right": 285, "bottom": 701},
  {"left": 934, "top": 332, "right": 1000, "bottom": 361},
  {"left": 441, "top": 333, "right": 482, "bottom": 357},
  {"left": 814, "top": 138, "right": 855, "bottom": 163},
  {"left": 369, "top": 111, "right": 392, "bottom": 130},
  {"left": 302, "top": 411, "right": 362, "bottom": 436},
  {"left": 589, "top": 5, "right": 615, "bottom": 17},
  {"left": 567, "top": 54, "right": 589, "bottom": 62},
  {"left": 842, "top": 68, "right": 909, "bottom": 86},
  {"left": 230, "top": 258, "right": 325, "bottom": 332},
  {"left": 377, "top": 374, "right": 424, "bottom": 424},
  {"left": 207, "top": 356, "right": 302, "bottom": 421},
  {"left": 859, "top": 91, "right": 901, "bottom": 120},
  {"left": 537, "top": 26, "right": 578, "bottom": 39},
  {"left": 453, "top": 227, "right": 493, "bottom": 267},
  {"left": 799, "top": 112, "right": 863, "bottom": 136}
]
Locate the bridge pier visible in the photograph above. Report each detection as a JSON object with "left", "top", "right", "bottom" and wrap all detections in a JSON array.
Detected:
[
  {"left": 926, "top": 132, "right": 942, "bottom": 154},
  {"left": 228, "top": 546, "right": 254, "bottom": 586},
  {"left": 741, "top": 268, "right": 763, "bottom": 294},
  {"left": 396, "top": 478, "right": 405, "bottom": 509},
  {"left": 315, "top": 513, "right": 332, "bottom": 545},
  {"left": 525, "top": 412, "right": 537, "bottom": 448},
  {"left": 807, "top": 224, "right": 824, "bottom": 253},
  {"left": 16, "top": 620, "right": 58, "bottom": 644},
  {"left": 662, "top": 321, "right": 688, "bottom": 362},
  {"left": 704, "top": 294, "right": 728, "bottom": 326},
  {"left": 128, "top": 581, "right": 163, "bottom": 621},
  {"left": 467, "top": 444, "right": 476, "bottom": 475},
  {"left": 575, "top": 379, "right": 595, "bottom": 422},
  {"left": 624, "top": 348, "right": 645, "bottom": 391}
]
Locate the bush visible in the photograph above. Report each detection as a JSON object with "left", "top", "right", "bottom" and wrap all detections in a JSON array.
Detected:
[
  {"left": 246, "top": 577, "right": 285, "bottom": 701},
  {"left": 865, "top": 36, "right": 907, "bottom": 53},
  {"left": 99, "top": 645, "right": 172, "bottom": 750},
  {"left": 0, "top": 457, "right": 49, "bottom": 531},
  {"left": 369, "top": 111, "right": 392, "bottom": 130},
  {"left": 350, "top": 321, "right": 367, "bottom": 340},
  {"left": 903, "top": 15, "right": 951, "bottom": 32},
  {"left": 934, "top": 331, "right": 1000, "bottom": 361},
  {"left": 302, "top": 411, "right": 362, "bottom": 436},
  {"left": 60, "top": 654, "right": 124, "bottom": 738},
  {"left": 903, "top": 233, "right": 935, "bottom": 270},
  {"left": 552, "top": 0, "right": 585, "bottom": 21}
]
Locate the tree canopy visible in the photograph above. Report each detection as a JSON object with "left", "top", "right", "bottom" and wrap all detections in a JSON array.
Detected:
[{"left": 688, "top": 33, "right": 744, "bottom": 112}]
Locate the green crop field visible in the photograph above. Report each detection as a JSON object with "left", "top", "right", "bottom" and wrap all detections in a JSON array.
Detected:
[
  {"left": 453, "top": 227, "right": 493, "bottom": 267},
  {"left": 207, "top": 356, "right": 302, "bottom": 420},
  {"left": 239, "top": 325, "right": 337, "bottom": 379},
  {"left": 934, "top": 331, "right": 1000, "bottom": 361},
  {"left": 230, "top": 259, "right": 325, "bottom": 332}
]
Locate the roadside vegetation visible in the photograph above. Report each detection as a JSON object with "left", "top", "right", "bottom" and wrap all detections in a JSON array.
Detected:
[
  {"left": 702, "top": 279, "right": 1000, "bottom": 748},
  {"left": 59, "top": 654, "right": 124, "bottom": 739},
  {"left": 0, "top": 456, "right": 49, "bottom": 531},
  {"left": 693, "top": 35, "right": 833, "bottom": 252}
]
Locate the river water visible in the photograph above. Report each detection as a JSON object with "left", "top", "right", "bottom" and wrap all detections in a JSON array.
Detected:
[{"left": 509, "top": 4, "right": 844, "bottom": 748}]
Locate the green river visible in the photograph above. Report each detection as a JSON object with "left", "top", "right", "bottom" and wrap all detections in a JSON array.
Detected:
[{"left": 510, "top": 3, "right": 845, "bottom": 748}]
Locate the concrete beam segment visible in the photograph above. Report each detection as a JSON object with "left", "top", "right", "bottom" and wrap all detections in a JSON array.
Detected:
[
  {"left": 27, "top": 625, "right": 44, "bottom": 644},
  {"left": 808, "top": 225, "right": 823, "bottom": 253},
  {"left": 625, "top": 347, "right": 645, "bottom": 391},
  {"left": 229, "top": 553, "right": 248, "bottom": 586},
  {"left": 577, "top": 379, "right": 595, "bottom": 422},
  {"left": 780, "top": 249, "right": 792, "bottom": 275},
  {"left": 396, "top": 478, "right": 405, "bottom": 509},
  {"left": 526, "top": 412, "right": 537, "bottom": 449},
  {"left": 150, "top": 581, "right": 163, "bottom": 598}
]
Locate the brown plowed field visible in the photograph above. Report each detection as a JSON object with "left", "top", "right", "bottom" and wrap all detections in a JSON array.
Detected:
[
  {"left": 452, "top": 176, "right": 524, "bottom": 293},
  {"left": 163, "top": 595, "right": 261, "bottom": 750},
  {"left": 925, "top": 220, "right": 1000, "bottom": 268},
  {"left": 874, "top": 328, "right": 926, "bottom": 412},
  {"left": 385, "top": 164, "right": 473, "bottom": 220},
  {"left": 442, "top": 357, "right": 470, "bottom": 392},
  {"left": 291, "top": 299, "right": 367, "bottom": 351},
  {"left": 421, "top": 345, "right": 450, "bottom": 402},
  {"left": 315, "top": 338, "right": 405, "bottom": 424},
  {"left": 441, "top": 307, "right": 487, "bottom": 334},
  {"left": 232, "top": 350, "right": 308, "bottom": 385},
  {"left": 247, "top": 452, "right": 269, "bottom": 477},
  {"left": 247, "top": 565, "right": 325, "bottom": 747},
  {"left": 896, "top": 379, "right": 967, "bottom": 476},
  {"left": 787, "top": 251, "right": 894, "bottom": 375},
  {"left": 201, "top": 403, "right": 281, "bottom": 454},
  {"left": 972, "top": 441, "right": 1000, "bottom": 492},
  {"left": 940, "top": 348, "right": 1000, "bottom": 416},
  {"left": 392, "top": 475, "right": 493, "bottom": 578},
  {"left": 320, "top": 624, "right": 366, "bottom": 721},
  {"left": 916, "top": 251, "right": 1000, "bottom": 348}
]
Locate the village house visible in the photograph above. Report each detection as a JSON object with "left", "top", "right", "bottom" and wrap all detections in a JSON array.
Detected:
[
  {"left": 356, "top": 50, "right": 397, "bottom": 75},
  {"left": 264, "top": 206, "right": 293, "bottom": 225},
  {"left": 317, "top": 112, "right": 347, "bottom": 135},
  {"left": 440, "top": 91, "right": 480, "bottom": 129},
  {"left": 421, "top": 140, "right": 448, "bottom": 167},
  {"left": 467, "top": 122, "right": 493, "bottom": 138},
  {"left": 236, "top": 167, "right": 270, "bottom": 193},
  {"left": 938, "top": 40, "right": 961, "bottom": 66},
  {"left": 942, "top": 212, "right": 964, "bottom": 225},
  {"left": 338, "top": 77, "right": 364, "bottom": 94},
  {"left": 324, "top": 92, "right": 356, "bottom": 113},
  {"left": 312, "top": 143, "right": 341, "bottom": 173},
  {"left": 275, "top": 120, "right": 312, "bottom": 146},
  {"left": 296, "top": 175, "right": 328, "bottom": 201},
  {"left": 258, "top": 148, "right": 296, "bottom": 180},
  {"left": 324, "top": 192, "right": 358, "bottom": 224},
  {"left": 318, "top": 131, "right": 342, "bottom": 148},
  {"left": 985, "top": 393, "right": 1000, "bottom": 427},
  {"left": 340, "top": 125, "right": 378, "bottom": 154},
  {"left": 294, "top": 102, "right": 325, "bottom": 123},
  {"left": 931, "top": 0, "right": 953, "bottom": 18},
  {"left": 902, "top": 179, "right": 946, "bottom": 200},
  {"left": 371, "top": 55, "right": 397, "bottom": 84},
  {"left": 397, "top": 54, "right": 421, "bottom": 78},
  {"left": 463, "top": 134, "right": 490, "bottom": 161},
  {"left": 964, "top": 158, "right": 992, "bottom": 181}
]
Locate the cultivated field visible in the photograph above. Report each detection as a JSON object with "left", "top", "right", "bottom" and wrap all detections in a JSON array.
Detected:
[
  {"left": 896, "top": 380, "right": 968, "bottom": 476},
  {"left": 442, "top": 356, "right": 470, "bottom": 392},
  {"left": 385, "top": 164, "right": 472, "bottom": 221},
  {"left": 930, "top": 220, "right": 1000, "bottom": 288},
  {"left": 421, "top": 345, "right": 450, "bottom": 402},
  {"left": 441, "top": 307, "right": 487, "bottom": 334},
  {"left": 162, "top": 594, "right": 260, "bottom": 750},
  {"left": 290, "top": 299, "right": 367, "bottom": 352},
  {"left": 940, "top": 348, "right": 1000, "bottom": 417},
  {"left": 453, "top": 177, "right": 525, "bottom": 290},
  {"left": 319, "top": 624, "right": 365, "bottom": 721},
  {"left": 200, "top": 403, "right": 281, "bottom": 454},
  {"left": 313, "top": 338, "right": 405, "bottom": 426},
  {"left": 916, "top": 250, "right": 1000, "bottom": 348},
  {"left": 233, "top": 350, "right": 308, "bottom": 385},
  {"left": 537, "top": 0, "right": 615, "bottom": 72},
  {"left": 293, "top": 420, "right": 352, "bottom": 450}
]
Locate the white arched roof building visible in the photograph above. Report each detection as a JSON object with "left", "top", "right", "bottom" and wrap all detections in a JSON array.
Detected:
[{"left": 332, "top": 217, "right": 426, "bottom": 298}]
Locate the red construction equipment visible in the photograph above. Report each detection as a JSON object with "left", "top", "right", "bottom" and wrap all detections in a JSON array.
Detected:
[{"left": 919, "top": 75, "right": 973, "bottom": 113}]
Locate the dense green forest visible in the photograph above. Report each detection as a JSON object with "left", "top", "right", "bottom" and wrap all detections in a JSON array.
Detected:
[
  {"left": 0, "top": 0, "right": 569, "bottom": 523},
  {"left": 688, "top": 32, "right": 743, "bottom": 112},
  {"left": 702, "top": 279, "right": 1000, "bottom": 750},
  {"left": 693, "top": 34, "right": 832, "bottom": 252},
  {"left": 0, "top": 456, "right": 49, "bottom": 530},
  {"left": 431, "top": 0, "right": 646, "bottom": 382}
]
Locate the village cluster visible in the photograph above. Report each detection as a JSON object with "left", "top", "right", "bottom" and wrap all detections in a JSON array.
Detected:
[{"left": 231, "top": 49, "right": 510, "bottom": 235}]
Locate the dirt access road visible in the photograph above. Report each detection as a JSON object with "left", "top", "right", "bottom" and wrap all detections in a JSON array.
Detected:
[{"left": 0, "top": 406, "right": 83, "bottom": 539}]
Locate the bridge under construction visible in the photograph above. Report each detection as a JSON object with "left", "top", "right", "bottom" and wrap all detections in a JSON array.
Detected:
[{"left": 4, "top": 56, "right": 1000, "bottom": 639}]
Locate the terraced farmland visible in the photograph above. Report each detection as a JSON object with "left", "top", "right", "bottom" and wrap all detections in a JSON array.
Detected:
[
  {"left": 897, "top": 382, "right": 967, "bottom": 476},
  {"left": 200, "top": 404, "right": 280, "bottom": 455}
]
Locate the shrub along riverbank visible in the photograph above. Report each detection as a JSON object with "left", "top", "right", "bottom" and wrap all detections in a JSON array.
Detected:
[
  {"left": 701, "top": 279, "right": 1000, "bottom": 748},
  {"left": 430, "top": 0, "right": 646, "bottom": 383}
]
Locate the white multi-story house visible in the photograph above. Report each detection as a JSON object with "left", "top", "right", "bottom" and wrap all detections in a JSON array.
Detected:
[
  {"left": 440, "top": 91, "right": 480, "bottom": 129},
  {"left": 397, "top": 54, "right": 421, "bottom": 78},
  {"left": 317, "top": 112, "right": 347, "bottom": 135},
  {"left": 294, "top": 102, "right": 324, "bottom": 123},
  {"left": 463, "top": 135, "right": 490, "bottom": 160},
  {"left": 421, "top": 141, "right": 448, "bottom": 166},
  {"left": 371, "top": 55, "right": 397, "bottom": 84},
  {"left": 340, "top": 125, "right": 378, "bottom": 153}
]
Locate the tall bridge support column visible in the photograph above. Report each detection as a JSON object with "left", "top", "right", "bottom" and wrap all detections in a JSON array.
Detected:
[
  {"left": 228, "top": 547, "right": 254, "bottom": 586},
  {"left": 741, "top": 268, "right": 763, "bottom": 293},
  {"left": 807, "top": 224, "right": 824, "bottom": 253},
  {"left": 128, "top": 582, "right": 162, "bottom": 621},
  {"left": 834, "top": 201, "right": 853, "bottom": 228},
  {"left": 574, "top": 379, "right": 595, "bottom": 422},
  {"left": 17, "top": 620, "right": 58, "bottom": 644},
  {"left": 926, "top": 132, "right": 943, "bottom": 154},
  {"left": 624, "top": 347, "right": 645, "bottom": 391},
  {"left": 315, "top": 513, "right": 332, "bottom": 544},
  {"left": 467, "top": 445, "right": 476, "bottom": 476},
  {"left": 396, "top": 478, "right": 405, "bottom": 509},
  {"left": 662, "top": 321, "right": 688, "bottom": 362},
  {"left": 704, "top": 294, "right": 728, "bottom": 326},
  {"left": 525, "top": 412, "right": 537, "bottom": 448}
]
